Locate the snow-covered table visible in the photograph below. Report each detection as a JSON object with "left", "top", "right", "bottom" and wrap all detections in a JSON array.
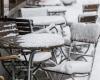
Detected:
[
  {"left": 21, "top": 7, "right": 66, "bottom": 16},
  {"left": 1, "top": 33, "right": 64, "bottom": 80},
  {"left": 18, "top": 33, "right": 64, "bottom": 80},
  {"left": 17, "top": 33, "right": 64, "bottom": 48},
  {"left": 19, "top": 16, "right": 66, "bottom": 27}
]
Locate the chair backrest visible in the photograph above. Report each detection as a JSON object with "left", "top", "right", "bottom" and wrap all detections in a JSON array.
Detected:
[
  {"left": 0, "top": 17, "right": 33, "bottom": 35},
  {"left": 83, "top": 4, "right": 99, "bottom": 12},
  {"left": 0, "top": 21, "right": 18, "bottom": 38},
  {"left": 70, "top": 23, "right": 100, "bottom": 44},
  {"left": 21, "top": 8, "right": 48, "bottom": 17},
  {"left": 78, "top": 12, "right": 98, "bottom": 23}
]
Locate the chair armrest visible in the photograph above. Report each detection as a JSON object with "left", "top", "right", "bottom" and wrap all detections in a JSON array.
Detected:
[{"left": 0, "top": 55, "right": 18, "bottom": 61}]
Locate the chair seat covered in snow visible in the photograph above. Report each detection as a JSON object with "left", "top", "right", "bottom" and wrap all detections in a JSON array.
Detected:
[
  {"left": 44, "top": 61, "right": 92, "bottom": 74},
  {"left": 18, "top": 52, "right": 52, "bottom": 62}
]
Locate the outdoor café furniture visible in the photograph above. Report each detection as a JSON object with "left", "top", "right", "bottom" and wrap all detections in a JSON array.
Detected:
[
  {"left": 83, "top": 4, "right": 99, "bottom": 12},
  {"left": 21, "top": 7, "right": 48, "bottom": 17},
  {"left": 0, "top": 21, "right": 19, "bottom": 80},
  {"left": 78, "top": 12, "right": 98, "bottom": 23},
  {"left": 0, "top": 17, "right": 34, "bottom": 35},
  {"left": 42, "top": 23, "right": 100, "bottom": 80},
  {"left": 34, "top": 23, "right": 71, "bottom": 64},
  {"left": 0, "top": 31, "right": 64, "bottom": 80},
  {"left": 19, "top": 16, "right": 66, "bottom": 28},
  {"left": 16, "top": 33, "right": 65, "bottom": 80}
]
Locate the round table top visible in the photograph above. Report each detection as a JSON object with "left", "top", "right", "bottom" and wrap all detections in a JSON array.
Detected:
[
  {"left": 17, "top": 33, "right": 64, "bottom": 48},
  {"left": 20, "top": 16, "right": 65, "bottom": 26},
  {"left": 0, "top": 33, "right": 64, "bottom": 49}
]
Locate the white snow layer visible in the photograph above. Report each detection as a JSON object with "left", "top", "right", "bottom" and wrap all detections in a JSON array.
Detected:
[{"left": 17, "top": 33, "right": 64, "bottom": 48}]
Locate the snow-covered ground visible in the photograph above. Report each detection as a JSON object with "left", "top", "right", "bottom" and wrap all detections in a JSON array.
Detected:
[{"left": 89, "top": 39, "right": 100, "bottom": 80}]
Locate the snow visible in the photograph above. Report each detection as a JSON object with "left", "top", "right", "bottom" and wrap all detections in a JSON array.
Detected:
[
  {"left": 44, "top": 60, "right": 92, "bottom": 74},
  {"left": 65, "top": 0, "right": 100, "bottom": 23},
  {"left": 3, "top": 23, "right": 16, "bottom": 27},
  {"left": 70, "top": 23, "right": 100, "bottom": 44},
  {"left": 18, "top": 52, "right": 52, "bottom": 62},
  {"left": 4, "top": 33, "right": 18, "bottom": 38},
  {"left": 65, "top": 2, "right": 83, "bottom": 23},
  {"left": 79, "top": 12, "right": 97, "bottom": 17},
  {"left": 34, "top": 24, "right": 71, "bottom": 45},
  {"left": 20, "top": 16, "right": 65, "bottom": 26},
  {"left": 21, "top": 8, "right": 48, "bottom": 17},
  {"left": 17, "top": 33, "right": 64, "bottom": 48},
  {"left": 63, "top": 26, "right": 71, "bottom": 45},
  {"left": 0, "top": 28, "right": 17, "bottom": 32},
  {"left": 7, "top": 0, "right": 100, "bottom": 80},
  {"left": 89, "top": 39, "right": 100, "bottom": 80},
  {"left": 45, "top": 6, "right": 66, "bottom": 12},
  {"left": 64, "top": 61, "right": 92, "bottom": 74}
]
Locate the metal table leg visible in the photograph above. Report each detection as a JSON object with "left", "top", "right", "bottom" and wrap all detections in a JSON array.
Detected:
[{"left": 28, "top": 51, "right": 35, "bottom": 80}]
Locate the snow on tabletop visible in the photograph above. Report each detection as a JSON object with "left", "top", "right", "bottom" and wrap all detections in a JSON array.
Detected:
[
  {"left": 21, "top": 8, "right": 47, "bottom": 17},
  {"left": 17, "top": 33, "right": 64, "bottom": 48}
]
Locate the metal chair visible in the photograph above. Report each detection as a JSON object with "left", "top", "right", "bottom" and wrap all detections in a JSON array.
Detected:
[
  {"left": 0, "top": 17, "right": 34, "bottom": 35},
  {"left": 0, "top": 21, "right": 19, "bottom": 80},
  {"left": 78, "top": 12, "right": 98, "bottom": 23},
  {"left": 42, "top": 23, "right": 100, "bottom": 80}
]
